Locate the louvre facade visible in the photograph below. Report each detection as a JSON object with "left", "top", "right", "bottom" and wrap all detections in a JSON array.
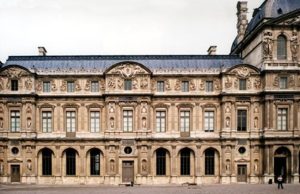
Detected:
[{"left": 0, "top": 0, "right": 300, "bottom": 185}]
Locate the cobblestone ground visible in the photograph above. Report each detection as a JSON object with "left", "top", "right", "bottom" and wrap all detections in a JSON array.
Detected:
[{"left": 0, "top": 184, "right": 300, "bottom": 194}]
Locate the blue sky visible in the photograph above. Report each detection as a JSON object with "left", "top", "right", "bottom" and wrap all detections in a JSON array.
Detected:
[{"left": 0, "top": 0, "right": 262, "bottom": 62}]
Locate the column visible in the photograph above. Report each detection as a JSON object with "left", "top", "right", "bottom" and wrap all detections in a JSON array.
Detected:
[{"left": 269, "top": 145, "right": 274, "bottom": 175}]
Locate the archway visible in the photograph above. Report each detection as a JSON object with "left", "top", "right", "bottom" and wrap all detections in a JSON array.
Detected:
[{"left": 274, "top": 147, "right": 291, "bottom": 183}]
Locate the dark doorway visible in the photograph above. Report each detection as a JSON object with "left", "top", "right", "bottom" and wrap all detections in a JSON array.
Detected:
[
  {"left": 122, "top": 161, "right": 134, "bottom": 183},
  {"left": 11, "top": 165, "right": 20, "bottom": 182},
  {"left": 237, "top": 165, "right": 247, "bottom": 182},
  {"left": 274, "top": 157, "right": 286, "bottom": 183},
  {"left": 274, "top": 147, "right": 291, "bottom": 183}
]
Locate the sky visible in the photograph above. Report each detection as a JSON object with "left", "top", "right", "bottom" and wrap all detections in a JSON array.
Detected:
[{"left": 0, "top": 0, "right": 263, "bottom": 62}]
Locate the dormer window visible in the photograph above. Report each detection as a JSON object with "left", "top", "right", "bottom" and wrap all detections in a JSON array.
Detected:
[
  {"left": 124, "top": 79, "right": 132, "bottom": 90},
  {"left": 91, "top": 81, "right": 99, "bottom": 92},
  {"left": 157, "top": 81, "right": 165, "bottom": 92},
  {"left": 43, "top": 81, "right": 51, "bottom": 92},
  {"left": 67, "top": 81, "right": 75, "bottom": 92},
  {"left": 279, "top": 77, "right": 287, "bottom": 89},
  {"left": 239, "top": 79, "right": 246, "bottom": 90},
  {"left": 182, "top": 81, "right": 189, "bottom": 92},
  {"left": 206, "top": 81, "right": 213, "bottom": 92},
  {"left": 277, "top": 35, "right": 287, "bottom": 60},
  {"left": 11, "top": 80, "right": 18, "bottom": 91}
]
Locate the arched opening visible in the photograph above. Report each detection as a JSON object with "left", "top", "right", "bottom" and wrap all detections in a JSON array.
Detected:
[
  {"left": 155, "top": 148, "right": 170, "bottom": 176},
  {"left": 89, "top": 148, "right": 101, "bottom": 176},
  {"left": 277, "top": 35, "right": 287, "bottom": 60},
  {"left": 179, "top": 148, "right": 194, "bottom": 176},
  {"left": 42, "top": 149, "right": 52, "bottom": 175},
  {"left": 64, "top": 148, "right": 78, "bottom": 176},
  {"left": 205, "top": 149, "right": 215, "bottom": 175},
  {"left": 274, "top": 147, "right": 291, "bottom": 183}
]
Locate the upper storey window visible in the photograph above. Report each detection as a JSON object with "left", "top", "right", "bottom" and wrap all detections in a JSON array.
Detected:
[
  {"left": 277, "top": 35, "right": 287, "bottom": 60},
  {"left": 91, "top": 81, "right": 99, "bottom": 92},
  {"left": 279, "top": 77, "right": 287, "bottom": 89},
  {"left": 67, "top": 81, "right": 75, "bottom": 92},
  {"left": 237, "top": 110, "right": 247, "bottom": 131},
  {"left": 123, "top": 110, "right": 133, "bottom": 132},
  {"left": 43, "top": 81, "right": 50, "bottom": 92},
  {"left": 10, "top": 110, "right": 20, "bottom": 132},
  {"left": 182, "top": 81, "right": 189, "bottom": 92},
  {"left": 11, "top": 80, "right": 18, "bottom": 91},
  {"left": 157, "top": 81, "right": 165, "bottom": 92},
  {"left": 239, "top": 79, "right": 246, "bottom": 90},
  {"left": 124, "top": 79, "right": 132, "bottom": 91},
  {"left": 206, "top": 81, "right": 213, "bottom": 92}
]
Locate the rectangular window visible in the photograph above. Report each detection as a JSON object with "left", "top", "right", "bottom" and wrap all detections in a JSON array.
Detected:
[
  {"left": 11, "top": 80, "right": 18, "bottom": 91},
  {"left": 124, "top": 80, "right": 132, "bottom": 90},
  {"left": 239, "top": 79, "right": 246, "bottom": 90},
  {"left": 206, "top": 81, "right": 214, "bottom": 92},
  {"left": 182, "top": 81, "right": 189, "bottom": 92},
  {"left": 123, "top": 110, "right": 133, "bottom": 132},
  {"left": 277, "top": 108, "right": 288, "bottom": 130},
  {"left": 90, "top": 111, "right": 100, "bottom": 132},
  {"left": 157, "top": 81, "right": 165, "bottom": 92},
  {"left": 10, "top": 110, "right": 20, "bottom": 132},
  {"left": 91, "top": 81, "right": 99, "bottom": 92},
  {"left": 204, "top": 111, "right": 214, "bottom": 132},
  {"left": 279, "top": 77, "right": 287, "bottom": 89},
  {"left": 42, "top": 111, "right": 52, "bottom": 133},
  {"left": 66, "top": 111, "right": 76, "bottom": 132},
  {"left": 237, "top": 110, "right": 247, "bottom": 131},
  {"left": 43, "top": 81, "right": 51, "bottom": 92},
  {"left": 67, "top": 81, "right": 75, "bottom": 92},
  {"left": 180, "top": 111, "right": 190, "bottom": 132},
  {"left": 156, "top": 111, "right": 166, "bottom": 132}
]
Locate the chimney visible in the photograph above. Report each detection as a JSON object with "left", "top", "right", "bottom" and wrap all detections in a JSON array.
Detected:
[
  {"left": 237, "top": 1, "right": 248, "bottom": 44},
  {"left": 38, "top": 46, "right": 47, "bottom": 56},
  {"left": 207, "top": 46, "right": 217, "bottom": 55}
]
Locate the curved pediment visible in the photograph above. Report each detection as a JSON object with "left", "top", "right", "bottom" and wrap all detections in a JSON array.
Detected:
[
  {"left": 0, "top": 65, "right": 32, "bottom": 78},
  {"left": 105, "top": 62, "right": 151, "bottom": 78},
  {"left": 226, "top": 64, "right": 260, "bottom": 78}
]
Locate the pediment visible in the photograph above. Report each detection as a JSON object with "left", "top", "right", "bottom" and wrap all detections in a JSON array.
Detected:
[
  {"left": 227, "top": 65, "right": 260, "bottom": 78},
  {"left": 7, "top": 158, "right": 22, "bottom": 163},
  {"left": 0, "top": 66, "right": 31, "bottom": 78},
  {"left": 106, "top": 62, "right": 150, "bottom": 78},
  {"left": 276, "top": 14, "right": 300, "bottom": 25}
]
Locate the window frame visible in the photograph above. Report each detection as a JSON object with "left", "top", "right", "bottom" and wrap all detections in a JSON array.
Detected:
[
  {"left": 279, "top": 77, "right": 288, "bottom": 89},
  {"left": 277, "top": 108, "right": 288, "bottom": 130},
  {"left": 90, "top": 111, "right": 100, "bottom": 133},
  {"left": 67, "top": 81, "right": 75, "bottom": 93},
  {"left": 123, "top": 109, "right": 133, "bottom": 132},
  {"left": 156, "top": 110, "right": 166, "bottom": 133},
  {"left": 205, "top": 149, "right": 215, "bottom": 175},
  {"left": 180, "top": 149, "right": 191, "bottom": 176},
  {"left": 237, "top": 109, "right": 247, "bottom": 132},
  {"left": 90, "top": 149, "right": 101, "bottom": 176},
  {"left": 239, "top": 79, "right": 247, "bottom": 90},
  {"left": 277, "top": 35, "right": 287, "bottom": 60},
  {"left": 91, "top": 81, "right": 99, "bottom": 92},
  {"left": 66, "top": 149, "right": 76, "bottom": 176},
  {"left": 180, "top": 110, "right": 190, "bottom": 132},
  {"left": 42, "top": 111, "right": 52, "bottom": 133},
  {"left": 156, "top": 149, "right": 166, "bottom": 176},
  {"left": 157, "top": 81, "right": 165, "bottom": 92},
  {"left": 66, "top": 110, "right": 76, "bottom": 132},
  {"left": 205, "top": 81, "right": 214, "bottom": 92},
  {"left": 43, "top": 81, "right": 51, "bottom": 93},
  {"left": 124, "top": 79, "right": 132, "bottom": 91},
  {"left": 181, "top": 81, "right": 189, "bottom": 92},
  {"left": 11, "top": 80, "right": 18, "bottom": 91},
  {"left": 204, "top": 110, "right": 215, "bottom": 132},
  {"left": 10, "top": 110, "right": 21, "bottom": 132},
  {"left": 42, "top": 149, "right": 52, "bottom": 176}
]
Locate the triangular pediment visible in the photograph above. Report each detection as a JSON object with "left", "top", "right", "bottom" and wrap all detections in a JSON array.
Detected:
[
  {"left": 7, "top": 158, "right": 23, "bottom": 163},
  {"left": 106, "top": 62, "right": 150, "bottom": 78}
]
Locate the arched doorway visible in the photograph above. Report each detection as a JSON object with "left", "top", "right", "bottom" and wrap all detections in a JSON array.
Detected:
[{"left": 274, "top": 147, "right": 291, "bottom": 183}]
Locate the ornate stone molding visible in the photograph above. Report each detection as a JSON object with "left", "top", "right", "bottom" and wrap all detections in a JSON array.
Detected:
[
  {"left": 262, "top": 31, "right": 273, "bottom": 60},
  {"left": 108, "top": 63, "right": 148, "bottom": 78}
]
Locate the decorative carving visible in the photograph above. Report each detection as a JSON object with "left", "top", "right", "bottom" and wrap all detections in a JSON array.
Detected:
[
  {"left": 273, "top": 75, "right": 279, "bottom": 87},
  {"left": 100, "top": 79, "right": 105, "bottom": 90},
  {"left": 231, "top": 66, "right": 253, "bottom": 78},
  {"left": 109, "top": 103, "right": 115, "bottom": 113},
  {"left": 117, "top": 78, "right": 123, "bottom": 89},
  {"left": 25, "top": 78, "right": 33, "bottom": 90},
  {"left": 225, "top": 159, "right": 231, "bottom": 174},
  {"left": 289, "top": 75, "right": 295, "bottom": 87},
  {"left": 225, "top": 77, "right": 232, "bottom": 88},
  {"left": 175, "top": 79, "right": 181, "bottom": 91},
  {"left": 140, "top": 78, "right": 148, "bottom": 89},
  {"left": 247, "top": 79, "right": 251, "bottom": 89},
  {"left": 109, "top": 159, "right": 115, "bottom": 173},
  {"left": 225, "top": 105, "right": 231, "bottom": 113},
  {"left": 75, "top": 80, "right": 81, "bottom": 91},
  {"left": 26, "top": 105, "right": 32, "bottom": 114},
  {"left": 165, "top": 80, "right": 171, "bottom": 91},
  {"left": 110, "top": 117, "right": 114, "bottom": 129},
  {"left": 132, "top": 78, "right": 138, "bottom": 89},
  {"left": 262, "top": 31, "right": 273, "bottom": 59},
  {"left": 214, "top": 79, "right": 220, "bottom": 90},
  {"left": 51, "top": 81, "right": 57, "bottom": 91},
  {"left": 0, "top": 117, "right": 3, "bottom": 129},
  {"left": 281, "top": 16, "right": 300, "bottom": 25},
  {"left": 35, "top": 81, "right": 42, "bottom": 91},
  {"left": 291, "top": 30, "right": 299, "bottom": 62},
  {"left": 199, "top": 79, "right": 205, "bottom": 90},
  {"left": 142, "top": 117, "right": 147, "bottom": 129},
  {"left": 141, "top": 159, "right": 147, "bottom": 173},
  {"left": 107, "top": 77, "right": 116, "bottom": 89},
  {"left": 0, "top": 78, "right": 4, "bottom": 91},
  {"left": 60, "top": 80, "right": 67, "bottom": 91},
  {"left": 0, "top": 161, "right": 3, "bottom": 175},
  {"left": 254, "top": 159, "right": 259, "bottom": 175},
  {"left": 226, "top": 117, "right": 230, "bottom": 128},
  {"left": 189, "top": 80, "right": 195, "bottom": 91},
  {"left": 141, "top": 103, "right": 147, "bottom": 113},
  {"left": 254, "top": 117, "right": 258, "bottom": 128},
  {"left": 253, "top": 78, "right": 261, "bottom": 89},
  {"left": 27, "top": 117, "right": 32, "bottom": 128},
  {"left": 4, "top": 68, "right": 27, "bottom": 78},
  {"left": 84, "top": 80, "right": 91, "bottom": 91},
  {"left": 234, "top": 78, "right": 238, "bottom": 89},
  {"left": 109, "top": 63, "right": 148, "bottom": 78}
]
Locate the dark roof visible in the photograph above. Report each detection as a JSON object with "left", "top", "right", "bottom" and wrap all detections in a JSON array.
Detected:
[
  {"left": 4, "top": 55, "right": 242, "bottom": 75},
  {"left": 231, "top": 0, "right": 300, "bottom": 53}
]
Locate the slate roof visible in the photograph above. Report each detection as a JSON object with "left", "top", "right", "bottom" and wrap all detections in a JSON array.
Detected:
[{"left": 3, "top": 55, "right": 242, "bottom": 75}]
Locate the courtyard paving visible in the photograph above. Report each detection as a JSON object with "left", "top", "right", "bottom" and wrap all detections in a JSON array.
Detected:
[{"left": 0, "top": 184, "right": 300, "bottom": 194}]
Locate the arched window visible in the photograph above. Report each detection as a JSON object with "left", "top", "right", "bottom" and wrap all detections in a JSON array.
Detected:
[
  {"left": 90, "top": 149, "right": 100, "bottom": 175},
  {"left": 277, "top": 35, "right": 287, "bottom": 60},
  {"left": 205, "top": 149, "right": 215, "bottom": 175},
  {"left": 66, "top": 149, "right": 76, "bottom": 175},
  {"left": 42, "top": 149, "right": 52, "bottom": 175},
  {"left": 156, "top": 149, "right": 166, "bottom": 175},
  {"left": 180, "top": 148, "right": 191, "bottom": 175}
]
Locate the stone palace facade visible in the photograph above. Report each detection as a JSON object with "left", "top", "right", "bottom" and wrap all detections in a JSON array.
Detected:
[{"left": 0, "top": 0, "right": 300, "bottom": 185}]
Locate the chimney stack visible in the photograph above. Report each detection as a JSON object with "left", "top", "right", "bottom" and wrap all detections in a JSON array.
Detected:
[
  {"left": 207, "top": 46, "right": 217, "bottom": 55},
  {"left": 237, "top": 1, "right": 248, "bottom": 44},
  {"left": 38, "top": 46, "right": 47, "bottom": 56}
]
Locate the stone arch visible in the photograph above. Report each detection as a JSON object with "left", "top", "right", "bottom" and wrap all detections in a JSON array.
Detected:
[
  {"left": 153, "top": 147, "right": 171, "bottom": 176},
  {"left": 274, "top": 147, "right": 292, "bottom": 183},
  {"left": 37, "top": 147, "right": 55, "bottom": 176},
  {"left": 203, "top": 147, "right": 220, "bottom": 177},
  {"left": 178, "top": 147, "right": 196, "bottom": 176},
  {"left": 104, "top": 61, "right": 152, "bottom": 75},
  {"left": 86, "top": 148, "right": 103, "bottom": 176}
]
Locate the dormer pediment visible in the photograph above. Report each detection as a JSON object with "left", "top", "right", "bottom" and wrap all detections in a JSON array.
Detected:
[
  {"left": 105, "top": 62, "right": 151, "bottom": 78},
  {"left": 226, "top": 64, "right": 260, "bottom": 78},
  {"left": 0, "top": 65, "right": 32, "bottom": 78}
]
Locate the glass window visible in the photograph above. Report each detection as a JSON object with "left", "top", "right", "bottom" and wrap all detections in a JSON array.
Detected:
[
  {"left": 279, "top": 77, "right": 287, "bottom": 89},
  {"left": 180, "top": 148, "right": 190, "bottom": 175},
  {"left": 90, "top": 149, "right": 100, "bottom": 175},
  {"left": 67, "top": 81, "right": 75, "bottom": 92},
  {"left": 90, "top": 111, "right": 100, "bottom": 132},
  {"left": 277, "top": 35, "right": 287, "bottom": 60},
  {"left": 277, "top": 108, "right": 288, "bottom": 130},
  {"left": 43, "top": 81, "right": 51, "bottom": 92},
  {"left": 66, "top": 149, "right": 76, "bottom": 175},
  {"left": 156, "top": 111, "right": 166, "bottom": 132},
  {"left": 204, "top": 111, "right": 214, "bottom": 132},
  {"left": 91, "top": 81, "right": 99, "bottom": 92},
  {"left": 239, "top": 79, "right": 246, "bottom": 90},
  {"left": 10, "top": 110, "right": 20, "bottom": 132},
  {"left": 156, "top": 149, "right": 166, "bottom": 176},
  {"left": 182, "top": 81, "right": 189, "bottom": 92},
  {"left": 42, "top": 111, "right": 52, "bottom": 133},
  {"left": 42, "top": 149, "right": 52, "bottom": 175},
  {"left": 237, "top": 110, "right": 247, "bottom": 131},
  {"left": 124, "top": 80, "right": 132, "bottom": 90},
  {"left": 66, "top": 111, "right": 76, "bottom": 132},
  {"left": 157, "top": 81, "right": 165, "bottom": 92},
  {"left": 205, "top": 149, "right": 215, "bottom": 175},
  {"left": 206, "top": 81, "right": 214, "bottom": 92},
  {"left": 11, "top": 80, "right": 18, "bottom": 91},
  {"left": 180, "top": 111, "right": 190, "bottom": 132},
  {"left": 123, "top": 110, "right": 133, "bottom": 132}
]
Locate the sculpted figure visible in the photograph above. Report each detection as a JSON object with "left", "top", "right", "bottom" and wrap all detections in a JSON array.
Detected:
[{"left": 263, "top": 31, "right": 273, "bottom": 59}]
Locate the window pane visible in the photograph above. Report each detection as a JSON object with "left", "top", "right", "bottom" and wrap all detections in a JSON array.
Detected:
[
  {"left": 67, "top": 82, "right": 75, "bottom": 92},
  {"left": 156, "top": 111, "right": 166, "bottom": 132},
  {"left": 91, "top": 81, "right": 99, "bottom": 92},
  {"left": 206, "top": 81, "right": 213, "bottom": 92},
  {"left": 205, "top": 150, "right": 215, "bottom": 175},
  {"left": 10, "top": 110, "right": 20, "bottom": 132},
  {"left": 90, "top": 111, "right": 100, "bottom": 132},
  {"left": 156, "top": 149, "right": 166, "bottom": 175},
  {"left": 182, "top": 81, "right": 189, "bottom": 92},
  {"left": 239, "top": 79, "right": 246, "bottom": 90},
  {"left": 279, "top": 77, "right": 287, "bottom": 89},
  {"left": 237, "top": 110, "right": 247, "bottom": 131},
  {"left": 66, "top": 111, "right": 76, "bottom": 132},
  {"left": 11, "top": 80, "right": 18, "bottom": 91},
  {"left": 123, "top": 110, "right": 133, "bottom": 132},
  {"left": 42, "top": 149, "right": 52, "bottom": 175},
  {"left": 278, "top": 108, "right": 288, "bottom": 130},
  {"left": 43, "top": 81, "right": 51, "bottom": 92},
  {"left": 180, "top": 111, "right": 190, "bottom": 132},
  {"left": 157, "top": 81, "right": 165, "bottom": 92},
  {"left": 204, "top": 111, "right": 214, "bottom": 132},
  {"left": 124, "top": 80, "right": 132, "bottom": 90},
  {"left": 277, "top": 35, "right": 287, "bottom": 60},
  {"left": 180, "top": 149, "right": 190, "bottom": 175},
  {"left": 42, "top": 111, "right": 52, "bottom": 132}
]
